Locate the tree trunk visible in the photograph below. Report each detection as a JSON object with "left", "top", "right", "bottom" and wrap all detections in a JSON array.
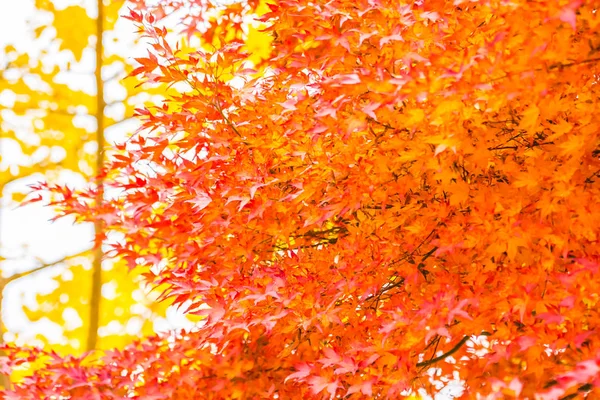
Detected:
[{"left": 86, "top": 0, "right": 105, "bottom": 352}]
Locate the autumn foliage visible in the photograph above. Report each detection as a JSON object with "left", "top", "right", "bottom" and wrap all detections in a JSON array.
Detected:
[{"left": 2, "top": 0, "right": 600, "bottom": 398}]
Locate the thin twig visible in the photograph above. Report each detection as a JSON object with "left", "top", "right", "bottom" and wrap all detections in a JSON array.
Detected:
[
  {"left": 2, "top": 249, "right": 93, "bottom": 285},
  {"left": 484, "top": 57, "right": 600, "bottom": 85}
]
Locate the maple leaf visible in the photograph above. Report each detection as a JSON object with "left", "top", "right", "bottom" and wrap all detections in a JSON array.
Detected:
[
  {"left": 347, "top": 379, "right": 374, "bottom": 397},
  {"left": 308, "top": 375, "right": 339, "bottom": 398},
  {"left": 285, "top": 362, "right": 312, "bottom": 382}
]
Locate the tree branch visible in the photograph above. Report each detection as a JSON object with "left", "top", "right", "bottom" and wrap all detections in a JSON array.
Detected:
[
  {"left": 484, "top": 57, "right": 600, "bottom": 85},
  {"left": 0, "top": 249, "right": 91, "bottom": 389},
  {"left": 2, "top": 249, "right": 93, "bottom": 285},
  {"left": 0, "top": 104, "right": 92, "bottom": 117},
  {"left": 0, "top": 172, "right": 30, "bottom": 190},
  {"left": 103, "top": 70, "right": 125, "bottom": 83},
  {"left": 416, "top": 335, "right": 470, "bottom": 368}
]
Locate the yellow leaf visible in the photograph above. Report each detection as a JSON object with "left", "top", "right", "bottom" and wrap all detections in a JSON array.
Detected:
[
  {"left": 104, "top": 0, "right": 126, "bottom": 31},
  {"left": 449, "top": 181, "right": 470, "bottom": 206},
  {"left": 514, "top": 170, "right": 539, "bottom": 191},
  {"left": 430, "top": 100, "right": 462, "bottom": 125},
  {"left": 52, "top": 6, "right": 94, "bottom": 61},
  {"left": 245, "top": 24, "right": 273, "bottom": 65},
  {"left": 255, "top": 0, "right": 275, "bottom": 16},
  {"left": 558, "top": 135, "right": 585, "bottom": 157},
  {"left": 549, "top": 119, "right": 573, "bottom": 136},
  {"left": 11, "top": 192, "right": 28, "bottom": 203},
  {"left": 406, "top": 109, "right": 425, "bottom": 125},
  {"left": 10, "top": 354, "right": 51, "bottom": 384}
]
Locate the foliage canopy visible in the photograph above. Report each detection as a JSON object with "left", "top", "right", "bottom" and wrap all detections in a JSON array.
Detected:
[{"left": 2, "top": 0, "right": 600, "bottom": 398}]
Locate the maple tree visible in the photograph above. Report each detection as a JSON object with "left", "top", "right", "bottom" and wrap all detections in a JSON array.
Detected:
[
  {"left": 2, "top": 0, "right": 600, "bottom": 398},
  {"left": 0, "top": 0, "right": 178, "bottom": 388}
]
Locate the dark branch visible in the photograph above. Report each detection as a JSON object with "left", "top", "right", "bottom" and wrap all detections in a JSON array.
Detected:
[{"left": 416, "top": 335, "right": 470, "bottom": 368}]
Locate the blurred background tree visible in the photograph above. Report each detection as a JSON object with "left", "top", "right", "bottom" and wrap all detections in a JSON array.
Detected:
[{"left": 0, "top": 0, "right": 185, "bottom": 388}]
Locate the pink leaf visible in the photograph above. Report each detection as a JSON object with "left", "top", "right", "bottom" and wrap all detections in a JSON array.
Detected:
[
  {"left": 285, "top": 362, "right": 312, "bottom": 382},
  {"left": 309, "top": 376, "right": 338, "bottom": 397},
  {"left": 559, "top": 7, "right": 576, "bottom": 30},
  {"left": 434, "top": 144, "right": 447, "bottom": 157},
  {"left": 516, "top": 336, "right": 536, "bottom": 351},
  {"left": 508, "top": 377, "right": 523, "bottom": 396},
  {"left": 420, "top": 11, "right": 440, "bottom": 22},
  {"left": 337, "top": 74, "right": 361, "bottom": 85},
  {"left": 319, "top": 347, "right": 341, "bottom": 367},
  {"left": 559, "top": 296, "right": 575, "bottom": 308}
]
